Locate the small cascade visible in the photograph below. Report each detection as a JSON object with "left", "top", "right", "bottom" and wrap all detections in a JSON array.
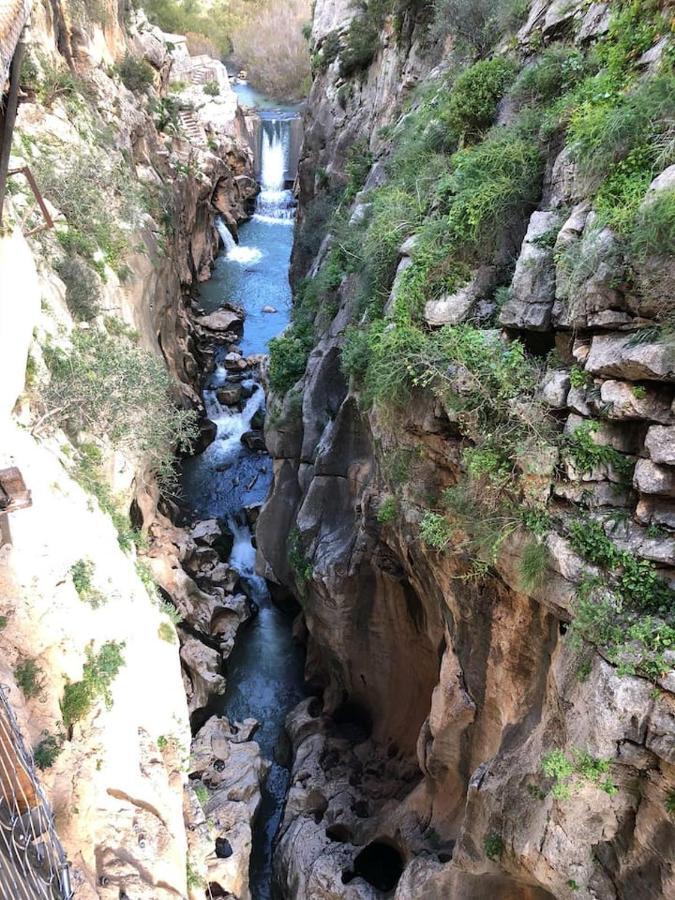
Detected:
[
  {"left": 228, "top": 514, "right": 268, "bottom": 603},
  {"left": 216, "top": 217, "right": 263, "bottom": 265}
]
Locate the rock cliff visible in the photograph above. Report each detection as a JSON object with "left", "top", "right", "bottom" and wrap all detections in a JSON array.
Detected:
[
  {"left": 258, "top": 1, "right": 675, "bottom": 897},
  {"left": 0, "top": 3, "right": 263, "bottom": 897}
]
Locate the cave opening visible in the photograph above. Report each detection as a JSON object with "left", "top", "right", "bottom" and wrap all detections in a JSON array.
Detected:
[
  {"left": 329, "top": 699, "right": 373, "bottom": 742},
  {"left": 342, "top": 840, "right": 405, "bottom": 892}
]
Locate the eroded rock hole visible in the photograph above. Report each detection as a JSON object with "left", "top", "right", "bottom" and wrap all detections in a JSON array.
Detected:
[
  {"left": 330, "top": 700, "right": 373, "bottom": 742},
  {"left": 326, "top": 823, "right": 353, "bottom": 843},
  {"left": 215, "top": 837, "right": 233, "bottom": 858},
  {"left": 343, "top": 840, "right": 404, "bottom": 892}
]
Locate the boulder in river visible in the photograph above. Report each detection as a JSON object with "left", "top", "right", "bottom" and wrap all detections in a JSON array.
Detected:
[
  {"left": 224, "top": 351, "right": 249, "bottom": 371},
  {"left": 241, "top": 430, "right": 266, "bottom": 452},
  {"left": 262, "top": 305, "right": 277, "bottom": 313},
  {"left": 217, "top": 384, "right": 243, "bottom": 406},
  {"left": 197, "top": 306, "right": 244, "bottom": 337},
  {"left": 192, "top": 418, "right": 217, "bottom": 453}
]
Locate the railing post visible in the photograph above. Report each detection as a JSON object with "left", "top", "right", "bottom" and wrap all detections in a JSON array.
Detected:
[{"left": 0, "top": 33, "right": 26, "bottom": 229}]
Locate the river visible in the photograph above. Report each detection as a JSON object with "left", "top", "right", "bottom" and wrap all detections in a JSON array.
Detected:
[{"left": 181, "top": 91, "right": 306, "bottom": 899}]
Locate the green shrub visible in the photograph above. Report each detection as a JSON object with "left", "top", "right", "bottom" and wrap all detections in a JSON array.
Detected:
[
  {"left": 484, "top": 832, "right": 504, "bottom": 861},
  {"left": 439, "top": 128, "right": 544, "bottom": 254},
  {"left": 41, "top": 331, "right": 197, "bottom": 488},
  {"left": 629, "top": 187, "right": 675, "bottom": 258},
  {"left": 268, "top": 325, "right": 313, "bottom": 395},
  {"left": 519, "top": 540, "right": 548, "bottom": 592},
  {"left": 61, "top": 641, "right": 125, "bottom": 727},
  {"left": 542, "top": 747, "right": 617, "bottom": 799},
  {"left": 443, "top": 57, "right": 517, "bottom": 142},
  {"left": 341, "top": 325, "right": 373, "bottom": 382},
  {"left": 117, "top": 54, "right": 155, "bottom": 93},
  {"left": 71, "top": 558, "right": 106, "bottom": 608},
  {"left": 431, "top": 0, "right": 528, "bottom": 58},
  {"left": 343, "top": 139, "right": 374, "bottom": 202},
  {"left": 15, "top": 659, "right": 43, "bottom": 699},
  {"left": 564, "top": 421, "right": 633, "bottom": 478},
  {"left": 340, "top": 0, "right": 389, "bottom": 78},
  {"left": 203, "top": 80, "right": 220, "bottom": 96},
  {"left": 666, "top": 790, "right": 675, "bottom": 815},
  {"left": 420, "top": 511, "right": 453, "bottom": 551},
  {"left": 194, "top": 783, "right": 209, "bottom": 807},
  {"left": 377, "top": 496, "right": 397, "bottom": 524},
  {"left": 314, "top": 30, "right": 341, "bottom": 72},
  {"left": 33, "top": 732, "right": 63, "bottom": 770},
  {"left": 511, "top": 47, "right": 589, "bottom": 106},
  {"left": 568, "top": 518, "right": 618, "bottom": 567}
]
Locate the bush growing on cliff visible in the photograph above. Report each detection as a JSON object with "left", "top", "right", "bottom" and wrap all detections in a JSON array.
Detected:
[
  {"left": 33, "top": 732, "right": 64, "bottom": 770},
  {"left": 71, "top": 559, "right": 107, "bottom": 608},
  {"left": 14, "top": 659, "right": 44, "bottom": 699},
  {"left": 340, "top": 0, "right": 389, "bottom": 78},
  {"left": 61, "top": 641, "right": 125, "bottom": 728},
  {"left": 40, "top": 331, "right": 197, "bottom": 489},
  {"left": 442, "top": 57, "right": 517, "bottom": 143},
  {"left": 541, "top": 748, "right": 617, "bottom": 800},
  {"left": 117, "top": 55, "right": 155, "bottom": 93},
  {"left": 431, "top": 0, "right": 528, "bottom": 58}
]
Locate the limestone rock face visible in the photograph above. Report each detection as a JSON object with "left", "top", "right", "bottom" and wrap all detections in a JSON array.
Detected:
[
  {"left": 257, "top": 1, "right": 675, "bottom": 897},
  {"left": 500, "top": 211, "right": 560, "bottom": 331}
]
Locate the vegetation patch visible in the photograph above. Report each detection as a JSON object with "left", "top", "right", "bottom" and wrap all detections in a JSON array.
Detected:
[
  {"left": 33, "top": 732, "right": 64, "bottom": 770},
  {"left": 71, "top": 558, "right": 107, "bottom": 608},
  {"left": 61, "top": 641, "right": 125, "bottom": 728},
  {"left": 15, "top": 659, "right": 44, "bottom": 699},
  {"left": 541, "top": 748, "right": 617, "bottom": 800}
]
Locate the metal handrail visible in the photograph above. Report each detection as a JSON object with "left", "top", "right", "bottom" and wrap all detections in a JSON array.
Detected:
[{"left": 0, "top": 686, "right": 72, "bottom": 899}]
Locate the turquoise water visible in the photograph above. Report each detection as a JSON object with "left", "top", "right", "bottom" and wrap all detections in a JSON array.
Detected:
[{"left": 180, "top": 106, "right": 306, "bottom": 900}]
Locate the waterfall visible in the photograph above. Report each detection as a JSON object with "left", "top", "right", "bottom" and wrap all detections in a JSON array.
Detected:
[
  {"left": 216, "top": 217, "right": 263, "bottom": 264},
  {"left": 255, "top": 117, "right": 295, "bottom": 223},
  {"left": 216, "top": 218, "right": 236, "bottom": 251}
]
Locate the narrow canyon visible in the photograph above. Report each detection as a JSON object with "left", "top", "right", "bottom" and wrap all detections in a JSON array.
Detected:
[{"left": 0, "top": 1, "right": 674, "bottom": 899}]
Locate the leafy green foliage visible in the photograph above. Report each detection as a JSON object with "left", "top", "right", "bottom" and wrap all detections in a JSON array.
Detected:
[
  {"left": 41, "top": 331, "right": 197, "bottom": 488},
  {"left": 431, "top": 0, "right": 528, "bottom": 58},
  {"left": 158, "top": 622, "right": 177, "bottom": 643},
  {"left": 484, "top": 833, "right": 504, "bottom": 861},
  {"left": 340, "top": 0, "right": 389, "bottom": 77},
  {"left": 117, "top": 55, "right": 155, "bottom": 93},
  {"left": 564, "top": 421, "right": 633, "bottom": 478},
  {"left": 511, "top": 46, "right": 590, "bottom": 106},
  {"left": 71, "top": 559, "right": 106, "bottom": 608},
  {"left": 629, "top": 187, "right": 675, "bottom": 258},
  {"left": 33, "top": 732, "right": 64, "bottom": 770},
  {"left": 542, "top": 747, "right": 617, "bottom": 800},
  {"left": 61, "top": 642, "right": 125, "bottom": 728},
  {"left": 203, "top": 80, "right": 220, "bottom": 96},
  {"left": 420, "top": 512, "right": 453, "bottom": 550},
  {"left": 666, "top": 790, "right": 675, "bottom": 815},
  {"left": 194, "top": 783, "right": 209, "bottom": 807},
  {"left": 377, "top": 496, "right": 397, "bottom": 524},
  {"left": 15, "top": 659, "right": 43, "bottom": 699},
  {"left": 443, "top": 58, "right": 516, "bottom": 142}
]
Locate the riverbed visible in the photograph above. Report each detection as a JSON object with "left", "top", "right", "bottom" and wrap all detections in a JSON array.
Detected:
[{"left": 181, "top": 96, "right": 306, "bottom": 899}]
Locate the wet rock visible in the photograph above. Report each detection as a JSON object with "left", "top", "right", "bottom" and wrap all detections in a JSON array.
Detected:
[
  {"left": 634, "top": 459, "right": 675, "bottom": 497},
  {"left": 224, "top": 351, "right": 249, "bottom": 371},
  {"left": 217, "top": 384, "right": 243, "bottom": 406},
  {"left": 262, "top": 305, "right": 277, "bottom": 313},
  {"left": 241, "top": 429, "right": 266, "bottom": 452},
  {"left": 244, "top": 503, "right": 261, "bottom": 526},
  {"left": 500, "top": 211, "right": 559, "bottom": 331},
  {"left": 179, "top": 635, "right": 226, "bottom": 714},
  {"left": 192, "top": 418, "right": 217, "bottom": 453},
  {"left": 585, "top": 333, "right": 675, "bottom": 382},
  {"left": 190, "top": 518, "right": 222, "bottom": 546},
  {"left": 197, "top": 306, "right": 244, "bottom": 337}
]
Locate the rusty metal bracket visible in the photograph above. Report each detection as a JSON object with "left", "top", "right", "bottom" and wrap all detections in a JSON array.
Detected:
[{"left": 7, "top": 165, "right": 54, "bottom": 233}]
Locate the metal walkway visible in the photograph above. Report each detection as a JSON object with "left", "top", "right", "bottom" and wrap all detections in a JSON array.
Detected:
[{"left": 0, "top": 688, "right": 72, "bottom": 899}]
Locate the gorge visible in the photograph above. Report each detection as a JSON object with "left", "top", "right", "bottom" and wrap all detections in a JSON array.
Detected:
[{"left": 0, "top": 1, "right": 674, "bottom": 900}]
